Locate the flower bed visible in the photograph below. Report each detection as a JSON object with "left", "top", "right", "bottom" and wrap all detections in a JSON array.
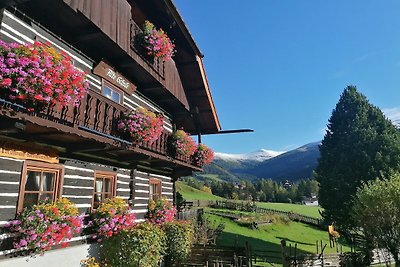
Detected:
[
  {"left": 145, "top": 198, "right": 176, "bottom": 224},
  {"left": 90, "top": 197, "right": 136, "bottom": 240},
  {"left": 136, "top": 20, "right": 175, "bottom": 62},
  {"left": 117, "top": 107, "right": 164, "bottom": 144},
  {"left": 4, "top": 198, "right": 83, "bottom": 254},
  {"left": 192, "top": 144, "right": 214, "bottom": 167},
  {"left": 169, "top": 129, "right": 197, "bottom": 159},
  {"left": 0, "top": 41, "right": 88, "bottom": 112}
]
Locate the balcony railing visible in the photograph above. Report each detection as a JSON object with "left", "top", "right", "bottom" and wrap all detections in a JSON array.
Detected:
[
  {"left": 0, "top": 90, "right": 195, "bottom": 167},
  {"left": 130, "top": 20, "right": 165, "bottom": 78}
]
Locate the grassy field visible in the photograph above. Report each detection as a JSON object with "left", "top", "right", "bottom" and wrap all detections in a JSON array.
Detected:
[
  {"left": 176, "top": 181, "right": 224, "bottom": 200},
  {"left": 256, "top": 202, "right": 323, "bottom": 218},
  {"left": 177, "top": 182, "right": 323, "bottom": 218},
  {"left": 206, "top": 213, "right": 350, "bottom": 265}
]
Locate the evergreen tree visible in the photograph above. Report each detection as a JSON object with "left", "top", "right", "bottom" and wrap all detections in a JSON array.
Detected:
[{"left": 315, "top": 85, "right": 400, "bottom": 229}]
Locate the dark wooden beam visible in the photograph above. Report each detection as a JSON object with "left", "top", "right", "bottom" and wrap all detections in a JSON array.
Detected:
[
  {"left": 67, "top": 142, "right": 115, "bottom": 153},
  {"left": 140, "top": 85, "right": 165, "bottom": 92}
]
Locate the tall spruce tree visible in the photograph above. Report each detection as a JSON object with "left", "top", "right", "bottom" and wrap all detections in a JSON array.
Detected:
[{"left": 316, "top": 85, "right": 400, "bottom": 229}]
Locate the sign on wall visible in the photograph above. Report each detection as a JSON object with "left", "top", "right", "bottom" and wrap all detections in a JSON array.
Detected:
[{"left": 93, "top": 61, "right": 136, "bottom": 95}]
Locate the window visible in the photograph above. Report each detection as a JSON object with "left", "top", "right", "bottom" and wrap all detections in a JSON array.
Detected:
[
  {"left": 102, "top": 81, "right": 123, "bottom": 104},
  {"left": 149, "top": 179, "right": 161, "bottom": 200},
  {"left": 18, "top": 161, "right": 64, "bottom": 212},
  {"left": 92, "top": 171, "right": 116, "bottom": 209}
]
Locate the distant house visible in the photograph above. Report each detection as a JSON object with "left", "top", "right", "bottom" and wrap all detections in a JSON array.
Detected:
[
  {"left": 282, "top": 180, "right": 292, "bottom": 189},
  {"left": 0, "top": 0, "right": 220, "bottom": 265},
  {"left": 302, "top": 195, "right": 319, "bottom": 206}
]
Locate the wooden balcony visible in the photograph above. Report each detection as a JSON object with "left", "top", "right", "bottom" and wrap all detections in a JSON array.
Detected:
[{"left": 0, "top": 90, "right": 201, "bottom": 175}]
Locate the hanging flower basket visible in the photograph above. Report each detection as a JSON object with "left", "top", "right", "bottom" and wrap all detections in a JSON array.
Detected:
[
  {"left": 136, "top": 20, "right": 175, "bottom": 62},
  {"left": 117, "top": 107, "right": 164, "bottom": 144},
  {"left": 4, "top": 198, "right": 84, "bottom": 254},
  {"left": 169, "top": 129, "right": 197, "bottom": 159},
  {"left": 0, "top": 41, "right": 88, "bottom": 112},
  {"left": 192, "top": 144, "right": 214, "bottom": 167}
]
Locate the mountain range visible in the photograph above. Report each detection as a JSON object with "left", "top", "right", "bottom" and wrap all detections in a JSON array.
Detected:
[{"left": 200, "top": 142, "right": 321, "bottom": 182}]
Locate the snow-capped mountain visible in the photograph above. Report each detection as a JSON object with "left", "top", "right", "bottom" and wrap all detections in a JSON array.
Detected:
[
  {"left": 202, "top": 142, "right": 321, "bottom": 182},
  {"left": 214, "top": 149, "right": 285, "bottom": 162}
]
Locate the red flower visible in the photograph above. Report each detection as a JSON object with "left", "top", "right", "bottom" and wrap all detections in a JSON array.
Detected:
[{"left": 1, "top": 78, "right": 12, "bottom": 87}]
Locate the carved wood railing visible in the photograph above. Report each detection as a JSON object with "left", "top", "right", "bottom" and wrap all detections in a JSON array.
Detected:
[
  {"left": 130, "top": 20, "right": 165, "bottom": 78},
  {"left": 3, "top": 90, "right": 193, "bottom": 165}
]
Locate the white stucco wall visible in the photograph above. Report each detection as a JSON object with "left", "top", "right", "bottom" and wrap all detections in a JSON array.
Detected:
[{"left": 1, "top": 243, "right": 99, "bottom": 267}]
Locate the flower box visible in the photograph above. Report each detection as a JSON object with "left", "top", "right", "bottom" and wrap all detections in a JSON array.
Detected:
[
  {"left": 145, "top": 198, "right": 176, "bottom": 224},
  {"left": 135, "top": 20, "right": 175, "bottom": 62},
  {"left": 192, "top": 144, "right": 214, "bottom": 167},
  {"left": 117, "top": 107, "right": 164, "bottom": 144},
  {"left": 89, "top": 197, "right": 136, "bottom": 240},
  {"left": 4, "top": 198, "right": 83, "bottom": 254},
  {"left": 0, "top": 41, "right": 88, "bottom": 112},
  {"left": 169, "top": 130, "right": 197, "bottom": 159}
]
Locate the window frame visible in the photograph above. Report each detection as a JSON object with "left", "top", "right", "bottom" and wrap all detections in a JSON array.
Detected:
[
  {"left": 17, "top": 160, "right": 64, "bottom": 213},
  {"left": 149, "top": 178, "right": 162, "bottom": 201},
  {"left": 101, "top": 80, "right": 124, "bottom": 104},
  {"left": 91, "top": 171, "right": 117, "bottom": 210}
]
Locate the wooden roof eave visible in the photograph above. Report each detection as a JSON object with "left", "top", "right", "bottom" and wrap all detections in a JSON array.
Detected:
[{"left": 195, "top": 55, "right": 221, "bottom": 132}]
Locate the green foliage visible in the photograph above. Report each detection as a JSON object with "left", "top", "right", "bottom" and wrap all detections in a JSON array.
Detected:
[
  {"left": 194, "top": 212, "right": 225, "bottom": 245},
  {"left": 162, "top": 221, "right": 194, "bottom": 265},
  {"left": 316, "top": 86, "right": 400, "bottom": 229},
  {"left": 100, "top": 223, "right": 166, "bottom": 267},
  {"left": 201, "top": 186, "right": 212, "bottom": 194},
  {"left": 189, "top": 177, "right": 319, "bottom": 203},
  {"left": 352, "top": 173, "right": 400, "bottom": 264},
  {"left": 236, "top": 213, "right": 291, "bottom": 227}
]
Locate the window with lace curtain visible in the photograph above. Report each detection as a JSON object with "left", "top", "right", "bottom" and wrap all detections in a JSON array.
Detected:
[
  {"left": 92, "top": 171, "right": 117, "bottom": 209},
  {"left": 17, "top": 161, "right": 64, "bottom": 212}
]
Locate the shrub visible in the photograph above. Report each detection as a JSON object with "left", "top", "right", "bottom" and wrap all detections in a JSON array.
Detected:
[
  {"left": 145, "top": 198, "right": 176, "bottom": 224},
  {"left": 5, "top": 198, "right": 83, "bottom": 254},
  {"left": 90, "top": 197, "right": 136, "bottom": 240},
  {"left": 162, "top": 221, "right": 194, "bottom": 265},
  {"left": 100, "top": 223, "right": 166, "bottom": 267},
  {"left": 194, "top": 212, "right": 225, "bottom": 245},
  {"left": 0, "top": 41, "right": 88, "bottom": 112},
  {"left": 169, "top": 129, "right": 197, "bottom": 158},
  {"left": 117, "top": 107, "right": 164, "bottom": 144}
]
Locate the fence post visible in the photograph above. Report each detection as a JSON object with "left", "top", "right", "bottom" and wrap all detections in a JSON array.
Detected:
[{"left": 281, "top": 240, "right": 289, "bottom": 267}]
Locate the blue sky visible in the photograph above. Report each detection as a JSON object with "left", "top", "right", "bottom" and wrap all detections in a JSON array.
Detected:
[{"left": 174, "top": 0, "right": 400, "bottom": 153}]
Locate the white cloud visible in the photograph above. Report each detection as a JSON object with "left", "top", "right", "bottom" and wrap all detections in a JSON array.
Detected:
[{"left": 383, "top": 108, "right": 400, "bottom": 124}]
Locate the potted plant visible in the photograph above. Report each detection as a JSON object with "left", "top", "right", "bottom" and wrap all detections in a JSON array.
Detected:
[
  {"left": 117, "top": 107, "right": 164, "bottom": 144},
  {"left": 4, "top": 198, "right": 84, "bottom": 254},
  {"left": 0, "top": 41, "right": 88, "bottom": 112},
  {"left": 169, "top": 129, "right": 197, "bottom": 160},
  {"left": 192, "top": 144, "right": 214, "bottom": 167},
  {"left": 135, "top": 20, "right": 175, "bottom": 62}
]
